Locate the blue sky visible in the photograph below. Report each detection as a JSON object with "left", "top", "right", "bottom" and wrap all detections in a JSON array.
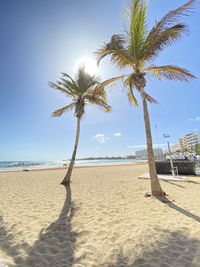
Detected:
[{"left": 0, "top": 0, "right": 199, "bottom": 160}]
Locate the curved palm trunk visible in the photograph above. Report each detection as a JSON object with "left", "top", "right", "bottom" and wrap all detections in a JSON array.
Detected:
[
  {"left": 61, "top": 116, "right": 81, "bottom": 188},
  {"left": 141, "top": 91, "right": 165, "bottom": 196}
]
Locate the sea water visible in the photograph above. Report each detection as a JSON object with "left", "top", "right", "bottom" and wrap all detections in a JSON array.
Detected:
[{"left": 0, "top": 159, "right": 144, "bottom": 172}]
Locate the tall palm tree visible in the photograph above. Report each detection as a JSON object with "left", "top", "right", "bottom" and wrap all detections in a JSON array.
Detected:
[
  {"left": 97, "top": 0, "right": 196, "bottom": 196},
  {"left": 49, "top": 67, "right": 121, "bottom": 188}
]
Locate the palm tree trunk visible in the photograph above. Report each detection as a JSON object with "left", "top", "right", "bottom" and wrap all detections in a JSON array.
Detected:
[
  {"left": 61, "top": 116, "right": 81, "bottom": 187},
  {"left": 141, "top": 91, "right": 165, "bottom": 196}
]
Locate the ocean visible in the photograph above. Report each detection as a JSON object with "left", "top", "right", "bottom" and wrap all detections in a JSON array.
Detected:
[{"left": 0, "top": 159, "right": 144, "bottom": 172}]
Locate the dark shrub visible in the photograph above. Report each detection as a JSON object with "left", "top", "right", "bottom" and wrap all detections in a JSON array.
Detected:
[{"left": 155, "top": 160, "right": 196, "bottom": 175}]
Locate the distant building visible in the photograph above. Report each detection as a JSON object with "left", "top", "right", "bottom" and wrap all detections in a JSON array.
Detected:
[
  {"left": 171, "top": 144, "right": 181, "bottom": 153},
  {"left": 179, "top": 132, "right": 200, "bottom": 151},
  {"left": 135, "top": 148, "right": 164, "bottom": 160},
  {"left": 179, "top": 136, "right": 187, "bottom": 151},
  {"left": 135, "top": 149, "right": 147, "bottom": 159}
]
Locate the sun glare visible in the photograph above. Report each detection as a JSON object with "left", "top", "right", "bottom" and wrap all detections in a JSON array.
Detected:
[{"left": 75, "top": 57, "right": 98, "bottom": 76}]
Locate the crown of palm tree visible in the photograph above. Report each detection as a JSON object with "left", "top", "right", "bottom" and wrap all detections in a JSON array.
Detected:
[
  {"left": 97, "top": 0, "right": 196, "bottom": 105},
  {"left": 49, "top": 67, "right": 123, "bottom": 118}
]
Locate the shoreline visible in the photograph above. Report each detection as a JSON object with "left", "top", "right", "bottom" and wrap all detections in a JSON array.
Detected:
[{"left": 0, "top": 161, "right": 147, "bottom": 174}]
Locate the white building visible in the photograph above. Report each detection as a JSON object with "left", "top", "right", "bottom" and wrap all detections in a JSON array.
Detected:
[
  {"left": 179, "top": 132, "right": 200, "bottom": 151},
  {"left": 171, "top": 144, "right": 181, "bottom": 153},
  {"left": 135, "top": 148, "right": 164, "bottom": 160},
  {"left": 135, "top": 149, "right": 147, "bottom": 159}
]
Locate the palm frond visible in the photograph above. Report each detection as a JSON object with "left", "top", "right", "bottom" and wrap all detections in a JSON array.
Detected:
[
  {"left": 62, "top": 73, "right": 78, "bottom": 89},
  {"left": 142, "top": 23, "right": 188, "bottom": 61},
  {"left": 128, "top": 0, "right": 148, "bottom": 62},
  {"left": 142, "top": 0, "right": 196, "bottom": 61},
  {"left": 144, "top": 92, "right": 158, "bottom": 104},
  {"left": 93, "top": 75, "right": 125, "bottom": 95},
  {"left": 123, "top": 74, "right": 138, "bottom": 106},
  {"left": 145, "top": 65, "right": 196, "bottom": 82},
  {"left": 86, "top": 75, "right": 101, "bottom": 91},
  {"left": 96, "top": 35, "right": 134, "bottom": 68},
  {"left": 52, "top": 103, "right": 76, "bottom": 117},
  {"left": 156, "top": 0, "right": 196, "bottom": 30},
  {"left": 85, "top": 95, "right": 111, "bottom": 112},
  {"left": 77, "top": 67, "right": 90, "bottom": 92},
  {"left": 128, "top": 87, "right": 139, "bottom": 106},
  {"left": 76, "top": 67, "right": 98, "bottom": 93},
  {"left": 48, "top": 82, "right": 74, "bottom": 97},
  {"left": 58, "top": 79, "right": 78, "bottom": 96},
  {"left": 124, "top": 74, "right": 134, "bottom": 88}
]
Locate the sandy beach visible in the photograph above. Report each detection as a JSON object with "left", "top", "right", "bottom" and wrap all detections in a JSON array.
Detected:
[{"left": 0, "top": 163, "right": 200, "bottom": 267}]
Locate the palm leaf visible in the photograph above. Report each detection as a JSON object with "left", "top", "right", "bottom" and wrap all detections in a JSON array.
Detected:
[
  {"left": 144, "top": 65, "right": 196, "bottom": 82},
  {"left": 142, "top": 0, "right": 196, "bottom": 61},
  {"left": 52, "top": 103, "right": 76, "bottom": 117},
  {"left": 144, "top": 92, "right": 158, "bottom": 104},
  {"left": 76, "top": 67, "right": 96, "bottom": 93},
  {"left": 128, "top": 0, "right": 148, "bottom": 62},
  {"left": 48, "top": 82, "right": 74, "bottom": 97},
  {"left": 155, "top": 0, "right": 196, "bottom": 30},
  {"left": 62, "top": 73, "right": 78, "bottom": 89},
  {"left": 85, "top": 75, "right": 101, "bottom": 92},
  {"left": 93, "top": 75, "right": 125, "bottom": 95},
  {"left": 85, "top": 95, "right": 111, "bottom": 112},
  {"left": 96, "top": 35, "right": 134, "bottom": 68},
  {"left": 57, "top": 79, "right": 78, "bottom": 96},
  {"left": 124, "top": 74, "right": 134, "bottom": 88},
  {"left": 142, "top": 23, "right": 188, "bottom": 61},
  {"left": 128, "top": 87, "right": 139, "bottom": 106},
  {"left": 123, "top": 74, "right": 138, "bottom": 106}
]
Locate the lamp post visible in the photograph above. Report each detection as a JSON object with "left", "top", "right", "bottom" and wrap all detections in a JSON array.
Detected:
[
  {"left": 155, "top": 124, "right": 160, "bottom": 159},
  {"left": 163, "top": 134, "right": 175, "bottom": 177}
]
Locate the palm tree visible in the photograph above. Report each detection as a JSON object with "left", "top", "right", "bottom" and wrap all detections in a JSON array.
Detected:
[
  {"left": 49, "top": 67, "right": 121, "bottom": 188},
  {"left": 97, "top": 0, "right": 196, "bottom": 196}
]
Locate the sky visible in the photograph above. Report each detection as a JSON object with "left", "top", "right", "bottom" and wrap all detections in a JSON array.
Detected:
[{"left": 0, "top": 0, "right": 200, "bottom": 161}]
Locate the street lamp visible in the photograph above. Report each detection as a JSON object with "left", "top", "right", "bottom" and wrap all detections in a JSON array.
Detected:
[
  {"left": 163, "top": 134, "right": 175, "bottom": 177},
  {"left": 155, "top": 124, "right": 161, "bottom": 160}
]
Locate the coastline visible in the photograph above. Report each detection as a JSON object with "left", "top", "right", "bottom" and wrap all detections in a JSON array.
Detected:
[{"left": 0, "top": 161, "right": 147, "bottom": 173}]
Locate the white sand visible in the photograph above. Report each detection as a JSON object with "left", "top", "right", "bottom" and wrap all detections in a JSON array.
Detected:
[{"left": 0, "top": 164, "right": 200, "bottom": 267}]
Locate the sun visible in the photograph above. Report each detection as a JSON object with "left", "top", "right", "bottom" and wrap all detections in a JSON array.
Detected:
[{"left": 75, "top": 56, "right": 98, "bottom": 76}]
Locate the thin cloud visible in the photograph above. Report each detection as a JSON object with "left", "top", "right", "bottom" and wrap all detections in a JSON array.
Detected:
[
  {"left": 92, "top": 134, "right": 109, "bottom": 144},
  {"left": 113, "top": 132, "right": 122, "bottom": 137},
  {"left": 128, "top": 145, "right": 147, "bottom": 149},
  {"left": 189, "top": 116, "right": 200, "bottom": 121},
  {"left": 128, "top": 143, "right": 168, "bottom": 149}
]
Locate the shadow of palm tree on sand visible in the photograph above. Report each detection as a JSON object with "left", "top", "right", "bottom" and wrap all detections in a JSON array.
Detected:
[
  {"left": 101, "top": 196, "right": 200, "bottom": 267},
  {"left": 0, "top": 185, "right": 79, "bottom": 267},
  {"left": 102, "top": 229, "right": 200, "bottom": 267},
  {"left": 156, "top": 195, "right": 200, "bottom": 223}
]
